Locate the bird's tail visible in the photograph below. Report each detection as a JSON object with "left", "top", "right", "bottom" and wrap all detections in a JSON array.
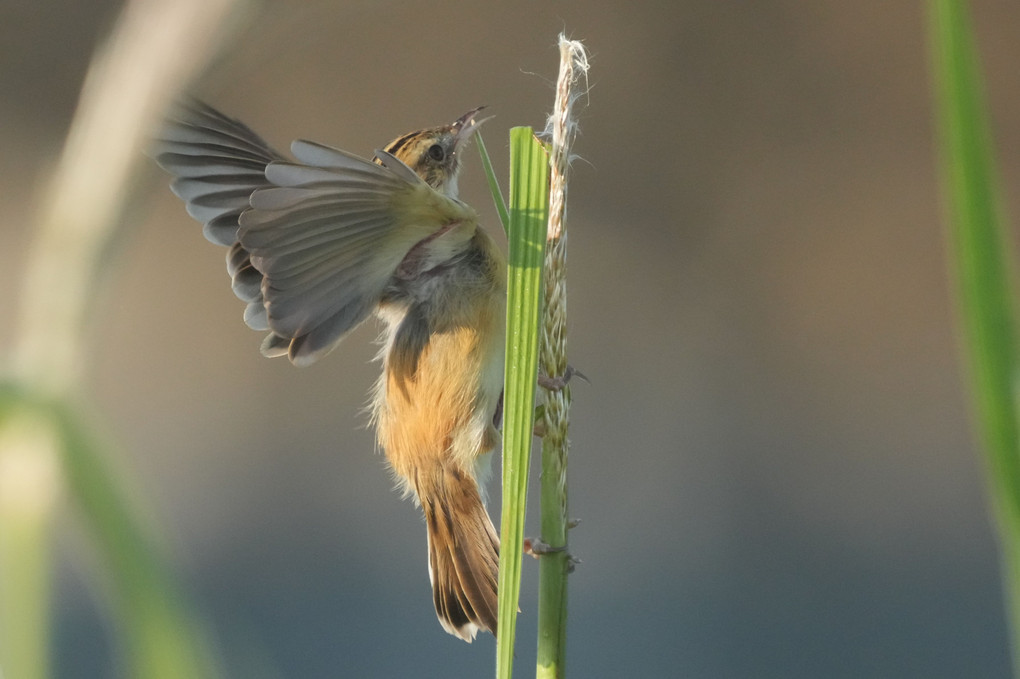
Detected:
[{"left": 418, "top": 465, "right": 499, "bottom": 642}]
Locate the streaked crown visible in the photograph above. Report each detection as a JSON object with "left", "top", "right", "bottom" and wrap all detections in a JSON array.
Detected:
[{"left": 377, "top": 107, "right": 488, "bottom": 198}]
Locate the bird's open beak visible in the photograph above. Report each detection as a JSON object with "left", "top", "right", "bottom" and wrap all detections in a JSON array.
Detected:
[{"left": 452, "top": 106, "right": 492, "bottom": 148}]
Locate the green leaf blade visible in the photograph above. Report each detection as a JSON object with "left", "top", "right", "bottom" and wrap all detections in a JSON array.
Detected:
[{"left": 496, "top": 126, "right": 549, "bottom": 679}]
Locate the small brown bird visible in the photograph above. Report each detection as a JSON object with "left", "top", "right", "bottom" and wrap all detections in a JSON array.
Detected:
[{"left": 153, "top": 101, "right": 505, "bottom": 641}]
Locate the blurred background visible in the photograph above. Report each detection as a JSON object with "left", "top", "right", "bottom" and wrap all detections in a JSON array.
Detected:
[{"left": 3, "top": 1, "right": 1019, "bottom": 677}]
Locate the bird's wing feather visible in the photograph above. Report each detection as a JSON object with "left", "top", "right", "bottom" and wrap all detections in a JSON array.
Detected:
[
  {"left": 239, "top": 139, "right": 477, "bottom": 366},
  {"left": 154, "top": 102, "right": 478, "bottom": 366},
  {"left": 151, "top": 100, "right": 283, "bottom": 331},
  {"left": 153, "top": 100, "right": 285, "bottom": 246}
]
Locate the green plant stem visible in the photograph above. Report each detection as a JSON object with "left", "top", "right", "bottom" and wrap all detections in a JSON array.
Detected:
[
  {"left": 930, "top": 0, "right": 1020, "bottom": 672},
  {"left": 536, "top": 434, "right": 569, "bottom": 678},
  {"left": 496, "top": 127, "right": 549, "bottom": 679},
  {"left": 536, "top": 34, "right": 587, "bottom": 679}
]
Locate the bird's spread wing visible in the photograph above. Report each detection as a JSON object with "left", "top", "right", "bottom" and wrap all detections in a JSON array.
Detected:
[
  {"left": 153, "top": 102, "right": 477, "bottom": 366},
  {"left": 152, "top": 101, "right": 284, "bottom": 335},
  {"left": 154, "top": 100, "right": 284, "bottom": 246}
]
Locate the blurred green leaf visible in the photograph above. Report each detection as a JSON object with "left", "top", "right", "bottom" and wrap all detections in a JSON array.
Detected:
[
  {"left": 0, "top": 382, "right": 221, "bottom": 679},
  {"left": 930, "top": 0, "right": 1020, "bottom": 672}
]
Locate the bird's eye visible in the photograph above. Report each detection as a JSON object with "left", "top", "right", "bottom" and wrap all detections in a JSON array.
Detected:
[{"left": 427, "top": 144, "right": 446, "bottom": 162}]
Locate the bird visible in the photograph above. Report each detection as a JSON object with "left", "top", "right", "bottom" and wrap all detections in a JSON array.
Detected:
[{"left": 151, "top": 100, "right": 505, "bottom": 641}]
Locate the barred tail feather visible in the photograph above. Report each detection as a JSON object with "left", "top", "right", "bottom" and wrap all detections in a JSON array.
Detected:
[{"left": 420, "top": 467, "right": 499, "bottom": 642}]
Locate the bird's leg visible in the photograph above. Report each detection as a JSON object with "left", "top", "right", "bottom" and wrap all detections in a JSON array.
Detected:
[
  {"left": 537, "top": 364, "right": 588, "bottom": 392},
  {"left": 523, "top": 537, "right": 582, "bottom": 572}
]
